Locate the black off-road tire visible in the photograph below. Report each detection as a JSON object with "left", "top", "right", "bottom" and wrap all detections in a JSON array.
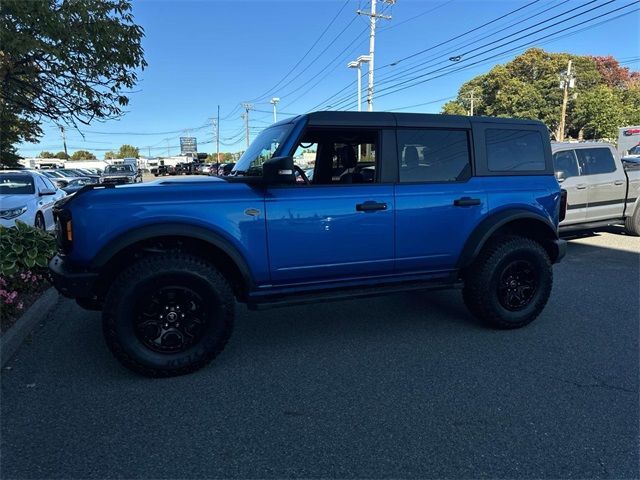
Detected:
[
  {"left": 102, "top": 254, "right": 235, "bottom": 377},
  {"left": 624, "top": 207, "right": 640, "bottom": 236},
  {"left": 462, "top": 236, "right": 553, "bottom": 329}
]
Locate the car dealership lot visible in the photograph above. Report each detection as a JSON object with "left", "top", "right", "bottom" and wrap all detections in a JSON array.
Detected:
[{"left": 1, "top": 229, "right": 638, "bottom": 479}]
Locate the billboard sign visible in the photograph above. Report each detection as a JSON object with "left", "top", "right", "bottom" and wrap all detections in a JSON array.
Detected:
[{"left": 180, "top": 137, "right": 197, "bottom": 154}]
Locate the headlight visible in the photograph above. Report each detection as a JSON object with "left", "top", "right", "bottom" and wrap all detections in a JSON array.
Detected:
[{"left": 0, "top": 206, "right": 28, "bottom": 220}]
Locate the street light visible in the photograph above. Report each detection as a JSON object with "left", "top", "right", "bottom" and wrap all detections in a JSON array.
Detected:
[
  {"left": 347, "top": 55, "right": 371, "bottom": 112},
  {"left": 270, "top": 97, "right": 280, "bottom": 123}
]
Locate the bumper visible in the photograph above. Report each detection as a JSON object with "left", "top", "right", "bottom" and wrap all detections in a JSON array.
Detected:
[
  {"left": 553, "top": 239, "right": 567, "bottom": 264},
  {"left": 49, "top": 255, "right": 99, "bottom": 299}
]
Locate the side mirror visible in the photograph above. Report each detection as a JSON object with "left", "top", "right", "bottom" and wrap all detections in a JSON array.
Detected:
[
  {"left": 263, "top": 156, "right": 296, "bottom": 184},
  {"left": 555, "top": 171, "right": 566, "bottom": 183},
  {"left": 40, "top": 188, "right": 56, "bottom": 196}
]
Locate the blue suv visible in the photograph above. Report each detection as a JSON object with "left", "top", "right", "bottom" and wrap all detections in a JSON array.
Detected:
[{"left": 50, "top": 112, "right": 566, "bottom": 377}]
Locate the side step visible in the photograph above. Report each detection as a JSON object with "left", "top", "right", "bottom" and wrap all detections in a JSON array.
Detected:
[{"left": 247, "top": 279, "right": 461, "bottom": 310}]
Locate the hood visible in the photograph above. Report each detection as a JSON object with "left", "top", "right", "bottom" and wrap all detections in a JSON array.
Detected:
[
  {"left": 0, "top": 194, "right": 33, "bottom": 209},
  {"left": 61, "top": 173, "right": 263, "bottom": 212}
]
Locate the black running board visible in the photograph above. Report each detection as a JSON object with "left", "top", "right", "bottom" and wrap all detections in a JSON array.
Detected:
[{"left": 247, "top": 279, "right": 460, "bottom": 310}]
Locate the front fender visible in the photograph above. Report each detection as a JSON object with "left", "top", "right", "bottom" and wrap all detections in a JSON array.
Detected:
[{"left": 91, "top": 223, "right": 255, "bottom": 289}]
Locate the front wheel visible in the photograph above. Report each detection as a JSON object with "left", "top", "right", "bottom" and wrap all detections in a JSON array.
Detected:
[
  {"left": 462, "top": 236, "right": 553, "bottom": 329},
  {"left": 102, "top": 254, "right": 235, "bottom": 377}
]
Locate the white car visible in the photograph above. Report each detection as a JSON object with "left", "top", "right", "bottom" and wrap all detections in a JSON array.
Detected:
[{"left": 0, "top": 170, "right": 67, "bottom": 230}]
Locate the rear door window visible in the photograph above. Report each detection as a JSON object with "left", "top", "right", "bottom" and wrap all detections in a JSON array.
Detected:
[
  {"left": 486, "top": 129, "right": 545, "bottom": 172},
  {"left": 575, "top": 148, "right": 616, "bottom": 175},
  {"left": 397, "top": 129, "right": 471, "bottom": 183}
]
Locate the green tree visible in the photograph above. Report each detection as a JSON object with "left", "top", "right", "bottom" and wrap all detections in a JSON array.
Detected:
[
  {"left": 441, "top": 101, "right": 467, "bottom": 116},
  {"left": 38, "top": 151, "right": 55, "bottom": 158},
  {"left": 54, "top": 151, "right": 68, "bottom": 160},
  {"left": 573, "top": 85, "right": 625, "bottom": 139},
  {"left": 622, "top": 84, "right": 640, "bottom": 126},
  {"left": 0, "top": 0, "right": 146, "bottom": 166},
  {"left": 70, "top": 150, "right": 96, "bottom": 160},
  {"left": 117, "top": 144, "right": 139, "bottom": 158},
  {"left": 103, "top": 145, "right": 139, "bottom": 159},
  {"left": 441, "top": 48, "right": 637, "bottom": 139}
]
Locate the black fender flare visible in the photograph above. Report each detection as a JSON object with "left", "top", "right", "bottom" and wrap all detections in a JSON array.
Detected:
[
  {"left": 91, "top": 223, "right": 254, "bottom": 289},
  {"left": 457, "top": 209, "right": 560, "bottom": 269}
]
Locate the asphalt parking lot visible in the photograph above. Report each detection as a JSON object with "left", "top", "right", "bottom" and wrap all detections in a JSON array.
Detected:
[{"left": 1, "top": 229, "right": 638, "bottom": 479}]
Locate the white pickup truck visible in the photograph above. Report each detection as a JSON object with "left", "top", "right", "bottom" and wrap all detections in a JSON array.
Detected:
[{"left": 552, "top": 142, "right": 640, "bottom": 235}]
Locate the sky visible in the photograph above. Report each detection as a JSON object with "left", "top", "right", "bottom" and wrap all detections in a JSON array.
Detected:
[{"left": 19, "top": 0, "right": 640, "bottom": 159}]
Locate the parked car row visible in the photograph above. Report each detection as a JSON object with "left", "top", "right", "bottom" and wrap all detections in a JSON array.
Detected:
[
  {"left": 0, "top": 170, "right": 67, "bottom": 230},
  {"left": 151, "top": 161, "right": 237, "bottom": 177}
]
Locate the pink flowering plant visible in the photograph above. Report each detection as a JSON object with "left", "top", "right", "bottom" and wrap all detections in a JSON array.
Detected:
[{"left": 0, "top": 221, "right": 56, "bottom": 327}]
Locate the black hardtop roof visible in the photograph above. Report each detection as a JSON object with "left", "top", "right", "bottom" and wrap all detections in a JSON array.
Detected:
[{"left": 280, "top": 111, "right": 546, "bottom": 129}]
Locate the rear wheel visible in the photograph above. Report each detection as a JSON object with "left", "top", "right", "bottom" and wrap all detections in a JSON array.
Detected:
[
  {"left": 102, "top": 253, "right": 235, "bottom": 377},
  {"left": 624, "top": 206, "right": 640, "bottom": 236},
  {"left": 462, "top": 236, "right": 553, "bottom": 329}
]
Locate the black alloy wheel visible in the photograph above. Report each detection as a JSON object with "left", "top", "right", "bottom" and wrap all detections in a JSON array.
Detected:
[
  {"left": 497, "top": 260, "right": 538, "bottom": 311},
  {"left": 135, "top": 285, "right": 210, "bottom": 354}
]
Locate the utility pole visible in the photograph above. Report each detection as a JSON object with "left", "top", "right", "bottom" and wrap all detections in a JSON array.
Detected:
[
  {"left": 270, "top": 97, "right": 280, "bottom": 123},
  {"left": 557, "top": 59, "right": 576, "bottom": 142},
  {"left": 210, "top": 116, "right": 218, "bottom": 161},
  {"left": 347, "top": 55, "right": 370, "bottom": 112},
  {"left": 242, "top": 103, "right": 253, "bottom": 148},
  {"left": 357, "top": 0, "right": 394, "bottom": 112},
  {"left": 58, "top": 125, "right": 68, "bottom": 159},
  {"left": 165, "top": 138, "right": 170, "bottom": 157},
  {"left": 217, "top": 105, "right": 220, "bottom": 162},
  {"left": 469, "top": 90, "right": 475, "bottom": 116}
]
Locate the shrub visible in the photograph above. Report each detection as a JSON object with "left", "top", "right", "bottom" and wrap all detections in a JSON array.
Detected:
[
  {"left": 0, "top": 220, "right": 56, "bottom": 276},
  {"left": 0, "top": 221, "right": 55, "bottom": 328}
]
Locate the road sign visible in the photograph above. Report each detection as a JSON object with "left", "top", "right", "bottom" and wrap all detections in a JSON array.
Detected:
[{"left": 180, "top": 137, "right": 197, "bottom": 154}]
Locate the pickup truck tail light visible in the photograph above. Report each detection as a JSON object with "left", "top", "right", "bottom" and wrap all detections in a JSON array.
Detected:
[{"left": 559, "top": 189, "right": 567, "bottom": 223}]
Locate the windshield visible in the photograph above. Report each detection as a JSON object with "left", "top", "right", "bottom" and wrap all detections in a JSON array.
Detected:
[
  {"left": 0, "top": 175, "right": 35, "bottom": 194},
  {"left": 232, "top": 124, "right": 292, "bottom": 176},
  {"left": 105, "top": 165, "right": 134, "bottom": 174}
]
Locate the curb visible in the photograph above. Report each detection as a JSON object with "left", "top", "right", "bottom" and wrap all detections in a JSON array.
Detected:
[{"left": 1, "top": 288, "right": 59, "bottom": 368}]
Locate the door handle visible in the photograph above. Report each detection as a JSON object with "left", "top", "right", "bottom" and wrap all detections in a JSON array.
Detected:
[
  {"left": 614, "top": 180, "right": 625, "bottom": 186},
  {"left": 453, "top": 197, "right": 481, "bottom": 207},
  {"left": 576, "top": 184, "right": 587, "bottom": 190},
  {"left": 356, "top": 201, "right": 387, "bottom": 212}
]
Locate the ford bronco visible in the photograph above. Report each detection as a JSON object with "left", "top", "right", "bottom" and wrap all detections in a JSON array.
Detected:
[{"left": 50, "top": 112, "right": 566, "bottom": 377}]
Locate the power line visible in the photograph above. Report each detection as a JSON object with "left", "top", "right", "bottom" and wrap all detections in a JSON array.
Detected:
[
  {"left": 356, "top": 2, "right": 640, "bottom": 108},
  {"left": 378, "top": 0, "right": 454, "bottom": 32},
  {"left": 328, "top": 0, "right": 600, "bottom": 109},
  {"left": 309, "top": 0, "right": 542, "bottom": 111},
  {"left": 246, "top": 0, "right": 352, "bottom": 102},
  {"left": 333, "top": 0, "right": 633, "bottom": 110},
  {"left": 82, "top": 123, "right": 210, "bottom": 136},
  {"left": 372, "top": 0, "right": 572, "bottom": 90},
  {"left": 281, "top": 2, "right": 394, "bottom": 112}
]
